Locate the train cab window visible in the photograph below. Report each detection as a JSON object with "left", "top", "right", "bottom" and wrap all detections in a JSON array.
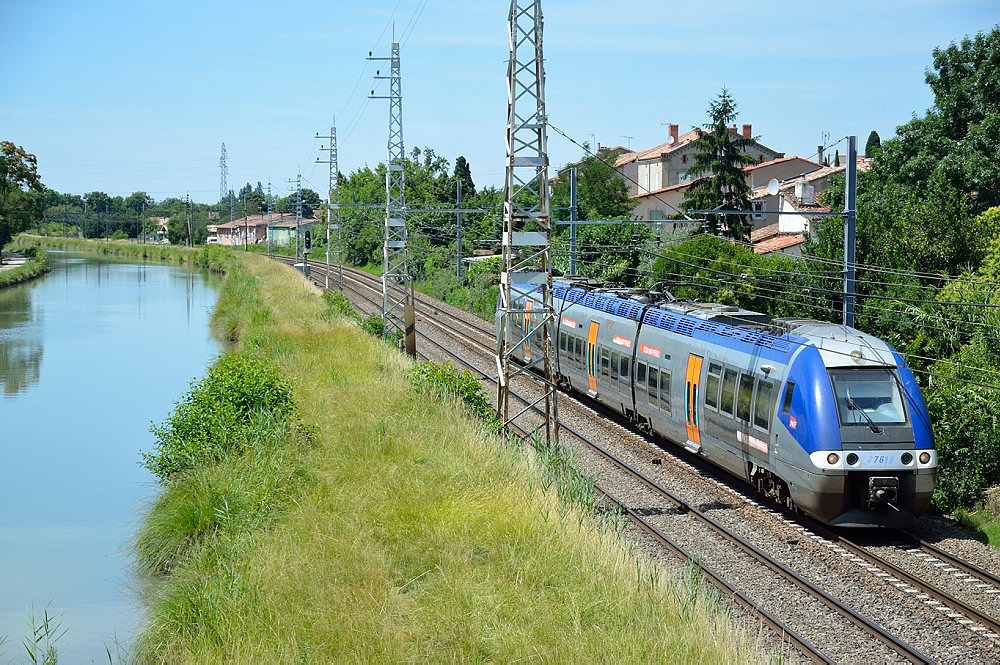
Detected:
[
  {"left": 754, "top": 380, "right": 774, "bottom": 430},
  {"left": 782, "top": 381, "right": 795, "bottom": 414},
  {"left": 720, "top": 368, "right": 738, "bottom": 416},
  {"left": 660, "top": 370, "right": 671, "bottom": 413},
  {"left": 737, "top": 373, "right": 755, "bottom": 422},
  {"left": 648, "top": 366, "right": 659, "bottom": 402},
  {"left": 620, "top": 354, "right": 629, "bottom": 381},
  {"left": 611, "top": 351, "right": 620, "bottom": 383},
  {"left": 829, "top": 368, "right": 908, "bottom": 425},
  {"left": 636, "top": 362, "right": 647, "bottom": 391},
  {"left": 601, "top": 347, "right": 610, "bottom": 379},
  {"left": 705, "top": 362, "right": 722, "bottom": 410}
]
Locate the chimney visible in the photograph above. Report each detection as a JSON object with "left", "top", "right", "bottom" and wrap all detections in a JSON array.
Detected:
[
  {"left": 742, "top": 124, "right": 752, "bottom": 138},
  {"left": 669, "top": 124, "right": 679, "bottom": 143},
  {"left": 817, "top": 145, "right": 824, "bottom": 165}
]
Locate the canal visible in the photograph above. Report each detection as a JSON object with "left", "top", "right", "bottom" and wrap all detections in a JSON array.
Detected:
[{"left": 0, "top": 252, "right": 221, "bottom": 661}]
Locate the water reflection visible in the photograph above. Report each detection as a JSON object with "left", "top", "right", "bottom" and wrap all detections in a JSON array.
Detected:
[
  {"left": 0, "top": 251, "right": 220, "bottom": 662},
  {"left": 0, "top": 281, "right": 42, "bottom": 396}
]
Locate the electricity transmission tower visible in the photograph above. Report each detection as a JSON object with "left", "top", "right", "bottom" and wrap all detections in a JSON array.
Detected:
[
  {"left": 287, "top": 172, "right": 302, "bottom": 260},
  {"left": 497, "top": 0, "right": 559, "bottom": 445},
  {"left": 369, "top": 42, "right": 415, "bottom": 356},
  {"left": 219, "top": 143, "right": 228, "bottom": 203},
  {"left": 316, "top": 125, "right": 343, "bottom": 290}
]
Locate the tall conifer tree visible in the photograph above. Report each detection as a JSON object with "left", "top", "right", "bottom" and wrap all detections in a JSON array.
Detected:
[{"left": 681, "top": 89, "right": 758, "bottom": 241}]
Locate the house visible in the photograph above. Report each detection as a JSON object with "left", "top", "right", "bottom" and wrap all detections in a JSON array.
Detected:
[
  {"left": 212, "top": 213, "right": 300, "bottom": 246},
  {"left": 617, "top": 124, "right": 784, "bottom": 198},
  {"left": 747, "top": 157, "right": 871, "bottom": 256},
  {"left": 266, "top": 214, "right": 304, "bottom": 247}
]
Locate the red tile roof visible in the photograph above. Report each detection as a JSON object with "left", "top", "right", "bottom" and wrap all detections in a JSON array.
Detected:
[
  {"left": 632, "top": 181, "right": 693, "bottom": 199},
  {"left": 744, "top": 156, "right": 821, "bottom": 172},
  {"left": 753, "top": 233, "right": 806, "bottom": 254}
]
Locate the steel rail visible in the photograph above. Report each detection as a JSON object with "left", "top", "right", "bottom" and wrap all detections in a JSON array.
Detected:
[{"left": 271, "top": 252, "right": 933, "bottom": 662}]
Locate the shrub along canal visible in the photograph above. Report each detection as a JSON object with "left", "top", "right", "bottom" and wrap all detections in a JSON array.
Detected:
[{"left": 0, "top": 251, "right": 220, "bottom": 661}]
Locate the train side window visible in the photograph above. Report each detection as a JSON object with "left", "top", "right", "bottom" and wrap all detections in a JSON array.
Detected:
[
  {"left": 620, "top": 354, "right": 629, "bottom": 380},
  {"left": 648, "top": 366, "right": 659, "bottom": 402},
  {"left": 560, "top": 331, "right": 567, "bottom": 353},
  {"left": 660, "top": 370, "right": 671, "bottom": 414},
  {"left": 611, "top": 351, "right": 619, "bottom": 383},
  {"left": 720, "top": 367, "right": 738, "bottom": 416},
  {"left": 782, "top": 381, "right": 795, "bottom": 414},
  {"left": 706, "top": 361, "right": 722, "bottom": 410},
  {"left": 636, "top": 362, "right": 647, "bottom": 392},
  {"left": 737, "top": 373, "right": 755, "bottom": 422},
  {"left": 601, "top": 347, "right": 610, "bottom": 379},
  {"left": 754, "top": 379, "right": 774, "bottom": 430}
]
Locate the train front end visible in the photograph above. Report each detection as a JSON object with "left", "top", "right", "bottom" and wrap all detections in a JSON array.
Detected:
[{"left": 775, "top": 324, "right": 936, "bottom": 528}]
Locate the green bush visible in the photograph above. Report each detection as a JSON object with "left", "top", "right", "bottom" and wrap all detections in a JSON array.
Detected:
[
  {"left": 142, "top": 352, "right": 298, "bottom": 480},
  {"left": 323, "top": 291, "right": 360, "bottom": 322},
  {"left": 407, "top": 361, "right": 498, "bottom": 427}
]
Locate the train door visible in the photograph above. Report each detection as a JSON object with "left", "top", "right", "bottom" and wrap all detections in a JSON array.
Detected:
[
  {"left": 685, "top": 354, "right": 704, "bottom": 451},
  {"left": 524, "top": 301, "right": 532, "bottom": 361},
  {"left": 587, "top": 321, "right": 599, "bottom": 394}
]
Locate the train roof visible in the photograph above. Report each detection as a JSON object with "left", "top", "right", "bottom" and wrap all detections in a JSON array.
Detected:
[{"left": 552, "top": 279, "right": 899, "bottom": 368}]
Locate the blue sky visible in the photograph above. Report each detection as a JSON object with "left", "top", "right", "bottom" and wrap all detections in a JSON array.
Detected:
[{"left": 1, "top": 1, "right": 996, "bottom": 202}]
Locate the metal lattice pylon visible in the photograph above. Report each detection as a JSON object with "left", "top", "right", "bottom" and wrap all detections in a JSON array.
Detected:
[
  {"left": 497, "top": 0, "right": 558, "bottom": 445},
  {"left": 219, "top": 143, "right": 228, "bottom": 203},
  {"left": 315, "top": 125, "right": 343, "bottom": 290},
  {"left": 370, "top": 43, "right": 415, "bottom": 355}
]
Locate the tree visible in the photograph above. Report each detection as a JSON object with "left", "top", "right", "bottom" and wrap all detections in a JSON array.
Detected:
[
  {"left": 550, "top": 148, "right": 633, "bottom": 221},
  {"left": 453, "top": 156, "right": 476, "bottom": 198},
  {"left": 0, "top": 142, "right": 44, "bottom": 258},
  {"left": 874, "top": 26, "right": 1000, "bottom": 213},
  {"left": 865, "top": 130, "right": 881, "bottom": 156},
  {"left": 680, "top": 89, "right": 758, "bottom": 241},
  {"left": 123, "top": 191, "right": 154, "bottom": 216}
]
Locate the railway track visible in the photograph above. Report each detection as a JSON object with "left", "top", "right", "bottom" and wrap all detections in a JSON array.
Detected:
[{"left": 272, "top": 253, "right": 1000, "bottom": 662}]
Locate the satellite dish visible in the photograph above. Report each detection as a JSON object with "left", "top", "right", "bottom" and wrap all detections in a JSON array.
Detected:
[
  {"left": 667, "top": 136, "right": 675, "bottom": 144},
  {"left": 766, "top": 178, "right": 780, "bottom": 196}
]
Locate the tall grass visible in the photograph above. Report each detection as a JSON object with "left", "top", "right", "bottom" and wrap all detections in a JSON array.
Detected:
[{"left": 129, "top": 248, "right": 764, "bottom": 662}]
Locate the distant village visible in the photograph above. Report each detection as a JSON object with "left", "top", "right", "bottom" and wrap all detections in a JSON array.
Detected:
[{"left": 197, "top": 122, "right": 865, "bottom": 259}]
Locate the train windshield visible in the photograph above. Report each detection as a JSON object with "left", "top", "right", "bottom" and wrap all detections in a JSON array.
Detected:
[{"left": 829, "top": 367, "right": 908, "bottom": 426}]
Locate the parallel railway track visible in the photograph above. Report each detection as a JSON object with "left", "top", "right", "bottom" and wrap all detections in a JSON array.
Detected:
[{"left": 272, "top": 253, "right": 1000, "bottom": 662}]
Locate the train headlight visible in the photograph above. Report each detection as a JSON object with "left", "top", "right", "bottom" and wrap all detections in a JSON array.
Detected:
[
  {"left": 827, "top": 453, "right": 840, "bottom": 465},
  {"left": 919, "top": 452, "right": 931, "bottom": 464},
  {"left": 846, "top": 453, "right": 859, "bottom": 465},
  {"left": 901, "top": 452, "right": 913, "bottom": 465}
]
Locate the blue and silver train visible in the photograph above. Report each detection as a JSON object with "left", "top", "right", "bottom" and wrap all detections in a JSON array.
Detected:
[{"left": 500, "top": 278, "right": 937, "bottom": 527}]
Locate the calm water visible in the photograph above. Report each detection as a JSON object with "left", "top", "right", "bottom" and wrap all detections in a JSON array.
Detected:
[{"left": 0, "top": 252, "right": 221, "bottom": 661}]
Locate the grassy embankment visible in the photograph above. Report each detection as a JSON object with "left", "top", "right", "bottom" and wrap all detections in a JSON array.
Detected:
[
  {"left": 125, "top": 242, "right": 762, "bottom": 662},
  {"left": 0, "top": 247, "right": 49, "bottom": 288}
]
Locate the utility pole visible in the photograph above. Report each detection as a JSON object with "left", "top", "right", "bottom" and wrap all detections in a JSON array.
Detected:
[
  {"left": 369, "top": 42, "right": 415, "bottom": 356},
  {"left": 185, "top": 193, "right": 192, "bottom": 247},
  {"left": 456, "top": 179, "right": 463, "bottom": 279},
  {"left": 843, "top": 135, "right": 858, "bottom": 328},
  {"left": 569, "top": 167, "right": 578, "bottom": 275},
  {"left": 497, "top": 0, "right": 559, "bottom": 446},
  {"left": 316, "top": 125, "right": 342, "bottom": 290},
  {"left": 243, "top": 194, "right": 248, "bottom": 250},
  {"left": 266, "top": 180, "right": 273, "bottom": 254},
  {"left": 219, "top": 143, "right": 228, "bottom": 204},
  {"left": 288, "top": 172, "right": 302, "bottom": 261}
]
